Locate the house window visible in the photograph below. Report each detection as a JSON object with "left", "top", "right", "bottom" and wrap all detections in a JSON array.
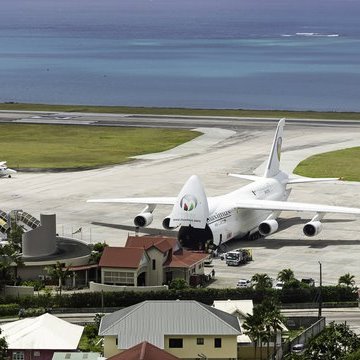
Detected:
[
  {"left": 13, "top": 352, "right": 24, "bottom": 360},
  {"left": 33, "top": 352, "right": 40, "bottom": 357},
  {"left": 103, "top": 271, "right": 134, "bottom": 285},
  {"left": 214, "top": 338, "right": 222, "bottom": 348},
  {"left": 152, "top": 259, "right": 156, "bottom": 270},
  {"left": 197, "top": 337, "right": 204, "bottom": 345},
  {"left": 169, "top": 338, "right": 183, "bottom": 348}
]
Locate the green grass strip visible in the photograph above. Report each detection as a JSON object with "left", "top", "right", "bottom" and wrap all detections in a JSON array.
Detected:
[
  {"left": 0, "top": 124, "right": 199, "bottom": 169},
  {"left": 1, "top": 102, "right": 360, "bottom": 120},
  {"left": 294, "top": 147, "right": 360, "bottom": 181}
]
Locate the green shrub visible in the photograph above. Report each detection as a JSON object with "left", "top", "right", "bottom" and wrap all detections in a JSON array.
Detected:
[
  {"left": 0, "top": 285, "right": 356, "bottom": 309},
  {"left": 0, "top": 304, "right": 20, "bottom": 317},
  {"left": 20, "top": 280, "right": 45, "bottom": 292}
]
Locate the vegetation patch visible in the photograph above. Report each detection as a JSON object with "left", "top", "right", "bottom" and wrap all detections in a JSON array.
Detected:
[
  {"left": 0, "top": 124, "right": 199, "bottom": 169},
  {"left": 294, "top": 147, "right": 360, "bottom": 181}
]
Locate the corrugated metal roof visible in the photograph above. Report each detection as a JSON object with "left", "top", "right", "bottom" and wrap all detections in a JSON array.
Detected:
[
  {"left": 52, "top": 352, "right": 101, "bottom": 360},
  {"left": 99, "top": 300, "right": 241, "bottom": 349},
  {"left": 213, "top": 299, "right": 254, "bottom": 317}
]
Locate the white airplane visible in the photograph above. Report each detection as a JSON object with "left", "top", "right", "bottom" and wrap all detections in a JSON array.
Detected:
[
  {"left": 88, "top": 119, "right": 360, "bottom": 249},
  {"left": 0, "top": 161, "right": 16, "bottom": 178}
]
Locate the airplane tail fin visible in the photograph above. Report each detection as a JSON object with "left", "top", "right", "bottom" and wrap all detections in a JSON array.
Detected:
[
  {"left": 264, "top": 118, "right": 285, "bottom": 178},
  {"left": 169, "top": 175, "right": 209, "bottom": 229}
]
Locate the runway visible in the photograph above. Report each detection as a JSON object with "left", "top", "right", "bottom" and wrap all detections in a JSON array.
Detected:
[{"left": 1, "top": 111, "right": 360, "bottom": 288}]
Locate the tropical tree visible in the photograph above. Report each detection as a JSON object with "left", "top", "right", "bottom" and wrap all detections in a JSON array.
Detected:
[
  {"left": 243, "top": 311, "right": 265, "bottom": 359},
  {"left": 343, "top": 348, "right": 360, "bottom": 360},
  {"left": 277, "top": 268, "right": 295, "bottom": 283},
  {"left": 0, "top": 329, "right": 8, "bottom": 360},
  {"left": 304, "top": 322, "right": 360, "bottom": 359},
  {"left": 251, "top": 273, "right": 273, "bottom": 290},
  {"left": 45, "top": 261, "right": 71, "bottom": 295},
  {"left": 243, "top": 296, "right": 284, "bottom": 360},
  {"left": 89, "top": 242, "right": 108, "bottom": 264},
  {"left": 0, "top": 243, "right": 23, "bottom": 287},
  {"left": 256, "top": 297, "right": 284, "bottom": 359},
  {"left": 7, "top": 224, "right": 23, "bottom": 251},
  {"left": 338, "top": 273, "right": 356, "bottom": 289}
]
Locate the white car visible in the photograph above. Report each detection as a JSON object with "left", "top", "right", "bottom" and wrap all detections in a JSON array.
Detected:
[
  {"left": 291, "top": 343, "right": 305, "bottom": 354},
  {"left": 274, "top": 281, "right": 284, "bottom": 290},
  {"left": 236, "top": 279, "right": 252, "bottom": 288}
]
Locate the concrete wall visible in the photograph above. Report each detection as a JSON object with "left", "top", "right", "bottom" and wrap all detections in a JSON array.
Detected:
[
  {"left": 163, "top": 335, "right": 238, "bottom": 359},
  {"left": 8, "top": 349, "right": 57, "bottom": 360},
  {"left": 146, "top": 247, "right": 165, "bottom": 286},
  {"left": 22, "top": 214, "right": 57, "bottom": 257},
  {"left": 103, "top": 336, "right": 119, "bottom": 358},
  {"left": 237, "top": 346, "right": 269, "bottom": 360},
  {"left": 103, "top": 335, "right": 238, "bottom": 360},
  {"left": 89, "top": 281, "right": 168, "bottom": 292},
  {"left": 3, "top": 285, "right": 34, "bottom": 297}
]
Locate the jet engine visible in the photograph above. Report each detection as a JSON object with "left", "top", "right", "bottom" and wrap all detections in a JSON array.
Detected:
[
  {"left": 303, "top": 221, "right": 323, "bottom": 237},
  {"left": 162, "top": 216, "right": 177, "bottom": 230},
  {"left": 134, "top": 212, "right": 153, "bottom": 227},
  {"left": 258, "top": 219, "right": 279, "bottom": 236}
]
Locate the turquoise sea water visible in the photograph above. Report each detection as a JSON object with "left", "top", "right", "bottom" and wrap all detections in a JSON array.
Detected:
[{"left": 1, "top": 0, "right": 360, "bottom": 111}]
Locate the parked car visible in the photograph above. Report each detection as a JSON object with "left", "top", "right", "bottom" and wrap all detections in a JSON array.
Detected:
[
  {"left": 236, "top": 279, "right": 252, "bottom": 288},
  {"left": 204, "top": 256, "right": 213, "bottom": 266},
  {"left": 301, "top": 278, "right": 315, "bottom": 287},
  {"left": 291, "top": 343, "right": 305, "bottom": 354},
  {"left": 274, "top": 281, "right": 284, "bottom": 290}
]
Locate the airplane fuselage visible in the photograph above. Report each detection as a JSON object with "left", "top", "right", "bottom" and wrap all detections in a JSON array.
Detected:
[
  {"left": 0, "top": 167, "right": 16, "bottom": 178},
  {"left": 178, "top": 173, "right": 289, "bottom": 248}
]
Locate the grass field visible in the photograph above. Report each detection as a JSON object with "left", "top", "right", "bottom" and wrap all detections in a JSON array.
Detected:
[
  {"left": 2, "top": 103, "right": 359, "bottom": 176},
  {"left": 294, "top": 147, "right": 360, "bottom": 181},
  {"left": 0, "top": 124, "right": 199, "bottom": 169},
  {"left": 1, "top": 102, "right": 360, "bottom": 120}
]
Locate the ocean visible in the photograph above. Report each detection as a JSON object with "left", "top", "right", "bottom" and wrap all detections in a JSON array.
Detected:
[{"left": 1, "top": 0, "right": 360, "bottom": 111}]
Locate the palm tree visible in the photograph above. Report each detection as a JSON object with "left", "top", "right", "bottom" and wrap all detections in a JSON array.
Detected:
[
  {"left": 252, "top": 273, "right": 273, "bottom": 290},
  {"left": 0, "top": 243, "right": 23, "bottom": 288},
  {"left": 243, "top": 311, "right": 265, "bottom": 360},
  {"left": 338, "top": 273, "right": 356, "bottom": 288},
  {"left": 45, "top": 261, "right": 70, "bottom": 296},
  {"left": 258, "top": 297, "right": 284, "bottom": 360},
  {"left": 277, "top": 268, "right": 295, "bottom": 283}
]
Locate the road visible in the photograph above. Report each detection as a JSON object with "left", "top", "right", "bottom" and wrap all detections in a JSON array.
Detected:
[
  {"left": 52, "top": 307, "right": 360, "bottom": 335},
  {"left": 1, "top": 110, "right": 360, "bottom": 130}
]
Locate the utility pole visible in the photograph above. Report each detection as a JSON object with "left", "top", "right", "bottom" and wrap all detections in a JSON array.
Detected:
[{"left": 318, "top": 261, "right": 322, "bottom": 318}]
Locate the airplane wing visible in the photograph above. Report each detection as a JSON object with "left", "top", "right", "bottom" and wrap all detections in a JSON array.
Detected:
[
  {"left": 234, "top": 199, "right": 360, "bottom": 215},
  {"left": 87, "top": 197, "right": 177, "bottom": 205},
  {"left": 287, "top": 177, "right": 339, "bottom": 184}
]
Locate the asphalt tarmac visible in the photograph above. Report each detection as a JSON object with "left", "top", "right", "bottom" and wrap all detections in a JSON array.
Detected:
[{"left": 1, "top": 111, "right": 360, "bottom": 289}]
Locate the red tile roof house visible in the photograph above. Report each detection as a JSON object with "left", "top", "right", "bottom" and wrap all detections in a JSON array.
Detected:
[
  {"left": 106, "top": 341, "right": 180, "bottom": 360},
  {"left": 98, "top": 236, "right": 209, "bottom": 287}
]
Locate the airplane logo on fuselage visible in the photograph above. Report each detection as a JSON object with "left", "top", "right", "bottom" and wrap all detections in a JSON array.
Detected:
[{"left": 180, "top": 194, "right": 198, "bottom": 211}]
